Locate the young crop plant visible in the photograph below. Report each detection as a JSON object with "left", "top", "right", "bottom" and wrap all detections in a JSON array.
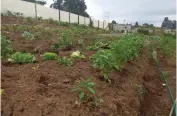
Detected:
[
  {"left": 91, "top": 50, "right": 117, "bottom": 81},
  {"left": 22, "top": 31, "right": 35, "bottom": 40},
  {"left": 43, "top": 52, "right": 57, "bottom": 60},
  {"left": 57, "top": 31, "right": 73, "bottom": 50},
  {"left": 78, "top": 39, "right": 84, "bottom": 48},
  {"left": 11, "top": 52, "right": 36, "bottom": 64},
  {"left": 158, "top": 36, "right": 176, "bottom": 58},
  {"left": 72, "top": 77, "right": 103, "bottom": 104},
  {"left": 87, "top": 41, "right": 105, "bottom": 51},
  {"left": 1, "top": 36, "right": 13, "bottom": 59},
  {"left": 70, "top": 51, "right": 86, "bottom": 60},
  {"left": 57, "top": 56, "right": 73, "bottom": 66}
]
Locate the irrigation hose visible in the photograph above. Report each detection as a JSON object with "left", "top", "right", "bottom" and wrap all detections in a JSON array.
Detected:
[{"left": 151, "top": 49, "right": 176, "bottom": 116}]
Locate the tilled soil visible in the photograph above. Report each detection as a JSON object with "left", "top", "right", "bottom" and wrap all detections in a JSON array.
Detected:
[
  {"left": 1, "top": 16, "right": 176, "bottom": 116},
  {"left": 1, "top": 50, "right": 176, "bottom": 116}
]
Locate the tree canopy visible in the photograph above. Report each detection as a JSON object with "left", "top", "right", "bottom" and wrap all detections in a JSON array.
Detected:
[
  {"left": 135, "top": 22, "right": 139, "bottom": 27},
  {"left": 22, "top": 0, "right": 46, "bottom": 5},
  {"left": 112, "top": 20, "right": 116, "bottom": 24},
  {"left": 161, "top": 17, "right": 176, "bottom": 29},
  {"left": 50, "top": 0, "right": 89, "bottom": 17}
]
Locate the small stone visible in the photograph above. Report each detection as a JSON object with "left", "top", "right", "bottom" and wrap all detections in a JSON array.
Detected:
[
  {"left": 162, "top": 83, "right": 166, "bottom": 86},
  {"left": 63, "top": 79, "right": 70, "bottom": 84}
]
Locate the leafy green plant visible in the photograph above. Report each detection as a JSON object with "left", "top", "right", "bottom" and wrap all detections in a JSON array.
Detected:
[
  {"left": 1, "top": 36, "right": 13, "bottom": 59},
  {"left": 87, "top": 41, "right": 105, "bottom": 51},
  {"left": 72, "top": 77, "right": 103, "bottom": 104},
  {"left": 92, "top": 35, "right": 145, "bottom": 81},
  {"left": 11, "top": 52, "right": 36, "bottom": 64},
  {"left": 70, "top": 51, "right": 85, "bottom": 59},
  {"left": 158, "top": 36, "right": 176, "bottom": 58},
  {"left": 57, "top": 31, "right": 73, "bottom": 50},
  {"left": 92, "top": 50, "right": 116, "bottom": 81},
  {"left": 57, "top": 56, "right": 73, "bottom": 66},
  {"left": 78, "top": 39, "right": 84, "bottom": 48},
  {"left": 22, "top": 31, "right": 35, "bottom": 40},
  {"left": 43, "top": 52, "right": 57, "bottom": 60}
]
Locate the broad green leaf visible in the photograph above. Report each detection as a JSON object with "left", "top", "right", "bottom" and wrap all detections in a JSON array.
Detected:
[
  {"left": 79, "top": 92, "right": 85, "bottom": 100},
  {"left": 88, "top": 87, "right": 95, "bottom": 94}
]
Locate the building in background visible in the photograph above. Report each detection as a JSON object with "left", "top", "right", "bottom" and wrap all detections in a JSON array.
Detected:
[{"left": 112, "top": 24, "right": 132, "bottom": 33}]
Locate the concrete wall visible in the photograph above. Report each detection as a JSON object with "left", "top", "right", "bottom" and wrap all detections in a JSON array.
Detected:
[
  {"left": 37, "top": 4, "right": 59, "bottom": 20},
  {"left": 1, "top": 0, "right": 35, "bottom": 17},
  {"left": 113, "top": 24, "right": 132, "bottom": 31},
  {"left": 70, "top": 13, "right": 78, "bottom": 23},
  {"left": 79, "top": 16, "right": 85, "bottom": 25},
  {"left": 85, "top": 18, "right": 90, "bottom": 26},
  {"left": 60, "top": 10, "right": 69, "bottom": 22},
  {"left": 99, "top": 21, "right": 103, "bottom": 29},
  {"left": 1, "top": 0, "right": 108, "bottom": 30},
  {"left": 93, "top": 19, "right": 98, "bottom": 28}
]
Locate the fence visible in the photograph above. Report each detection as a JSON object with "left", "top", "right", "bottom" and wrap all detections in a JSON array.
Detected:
[{"left": 1, "top": 0, "right": 109, "bottom": 29}]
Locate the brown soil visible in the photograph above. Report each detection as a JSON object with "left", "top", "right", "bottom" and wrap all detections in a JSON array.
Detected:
[{"left": 1, "top": 16, "right": 176, "bottom": 116}]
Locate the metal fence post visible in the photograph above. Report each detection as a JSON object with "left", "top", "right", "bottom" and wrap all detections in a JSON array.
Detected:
[
  {"left": 98, "top": 20, "right": 99, "bottom": 28},
  {"left": 34, "top": 0, "right": 37, "bottom": 19},
  {"left": 84, "top": 17, "right": 86, "bottom": 25},
  {"left": 78, "top": 15, "right": 79, "bottom": 24},
  {"left": 103, "top": 21, "right": 104, "bottom": 29},
  {"left": 59, "top": 9, "right": 60, "bottom": 21},
  {"left": 69, "top": 12, "right": 70, "bottom": 23}
]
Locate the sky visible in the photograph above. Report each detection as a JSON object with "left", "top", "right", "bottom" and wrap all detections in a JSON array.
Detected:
[{"left": 45, "top": 0, "right": 176, "bottom": 27}]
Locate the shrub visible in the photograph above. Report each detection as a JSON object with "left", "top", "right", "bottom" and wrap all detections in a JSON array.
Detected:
[
  {"left": 59, "top": 21, "right": 70, "bottom": 27},
  {"left": 22, "top": 31, "right": 35, "bottom": 40},
  {"left": 43, "top": 52, "right": 57, "bottom": 60},
  {"left": 11, "top": 52, "right": 36, "bottom": 64},
  {"left": 1, "top": 36, "right": 13, "bottom": 59},
  {"left": 72, "top": 77, "right": 103, "bottom": 104},
  {"left": 137, "top": 28, "right": 149, "bottom": 35},
  {"left": 57, "top": 57, "right": 73, "bottom": 66},
  {"left": 48, "top": 18, "right": 55, "bottom": 24}
]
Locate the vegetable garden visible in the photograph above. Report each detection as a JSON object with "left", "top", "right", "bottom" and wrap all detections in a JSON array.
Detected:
[{"left": 1, "top": 12, "right": 176, "bottom": 116}]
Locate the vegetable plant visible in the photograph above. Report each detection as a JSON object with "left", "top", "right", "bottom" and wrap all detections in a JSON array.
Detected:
[
  {"left": 22, "top": 31, "right": 35, "bottom": 40},
  {"left": 87, "top": 41, "right": 105, "bottom": 51},
  {"left": 1, "top": 36, "right": 13, "bottom": 59},
  {"left": 11, "top": 52, "right": 36, "bottom": 64},
  {"left": 70, "top": 51, "right": 85, "bottom": 59},
  {"left": 43, "top": 52, "right": 57, "bottom": 60},
  {"left": 57, "top": 57, "right": 73, "bottom": 66},
  {"left": 72, "top": 77, "right": 103, "bottom": 104}
]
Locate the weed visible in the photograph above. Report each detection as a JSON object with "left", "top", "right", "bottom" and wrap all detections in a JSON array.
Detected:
[
  {"left": 1, "top": 36, "right": 13, "bottom": 59},
  {"left": 11, "top": 52, "right": 36, "bottom": 64},
  {"left": 22, "top": 31, "right": 35, "bottom": 40},
  {"left": 48, "top": 18, "right": 55, "bottom": 24},
  {"left": 137, "top": 28, "right": 149, "bottom": 35},
  {"left": 72, "top": 77, "right": 103, "bottom": 104},
  {"left": 43, "top": 52, "right": 57, "bottom": 60},
  {"left": 57, "top": 57, "right": 73, "bottom": 66},
  {"left": 59, "top": 21, "right": 70, "bottom": 27}
]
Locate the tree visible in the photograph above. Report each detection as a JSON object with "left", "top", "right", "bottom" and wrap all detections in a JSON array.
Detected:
[
  {"left": 22, "top": 0, "right": 46, "bottom": 5},
  {"left": 50, "top": 0, "right": 63, "bottom": 9},
  {"left": 112, "top": 20, "right": 116, "bottom": 24},
  {"left": 51, "top": 0, "right": 90, "bottom": 17},
  {"left": 161, "top": 17, "right": 176, "bottom": 29},
  {"left": 143, "top": 23, "right": 149, "bottom": 27},
  {"left": 135, "top": 22, "right": 139, "bottom": 27}
]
